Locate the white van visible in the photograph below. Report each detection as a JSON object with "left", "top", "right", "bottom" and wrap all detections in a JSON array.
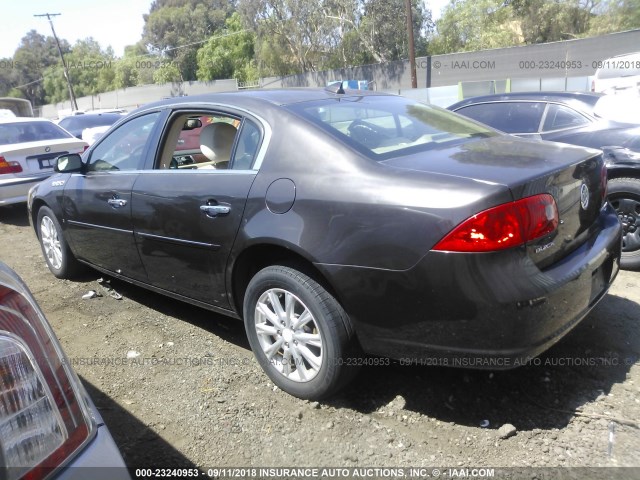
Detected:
[{"left": 592, "top": 51, "right": 640, "bottom": 95}]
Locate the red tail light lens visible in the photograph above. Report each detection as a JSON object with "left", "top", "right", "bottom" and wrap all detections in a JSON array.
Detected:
[
  {"left": 434, "top": 194, "right": 559, "bottom": 252},
  {"left": 0, "top": 156, "right": 23, "bottom": 174},
  {"left": 0, "top": 276, "right": 93, "bottom": 480}
]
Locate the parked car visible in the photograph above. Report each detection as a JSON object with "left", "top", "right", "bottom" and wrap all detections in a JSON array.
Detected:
[
  {"left": 0, "top": 261, "right": 129, "bottom": 480},
  {"left": 448, "top": 91, "right": 640, "bottom": 269},
  {"left": 57, "top": 112, "right": 124, "bottom": 141},
  {"left": 592, "top": 51, "right": 640, "bottom": 96},
  {"left": 0, "top": 117, "right": 87, "bottom": 206},
  {"left": 28, "top": 89, "right": 621, "bottom": 399}
]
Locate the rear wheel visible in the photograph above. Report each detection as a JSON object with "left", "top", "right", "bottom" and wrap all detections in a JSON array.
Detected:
[
  {"left": 608, "top": 178, "right": 640, "bottom": 270},
  {"left": 37, "top": 206, "right": 81, "bottom": 278},
  {"left": 243, "top": 265, "right": 360, "bottom": 399}
]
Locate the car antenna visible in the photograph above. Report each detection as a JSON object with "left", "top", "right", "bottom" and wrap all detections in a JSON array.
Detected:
[{"left": 326, "top": 81, "right": 345, "bottom": 95}]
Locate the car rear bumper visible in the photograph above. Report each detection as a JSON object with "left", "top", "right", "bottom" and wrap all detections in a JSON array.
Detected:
[
  {"left": 318, "top": 203, "right": 622, "bottom": 367},
  {"left": 54, "top": 402, "right": 130, "bottom": 480},
  {"left": 0, "top": 174, "right": 51, "bottom": 205}
]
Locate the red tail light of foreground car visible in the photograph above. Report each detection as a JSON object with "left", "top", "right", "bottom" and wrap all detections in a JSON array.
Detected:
[
  {"left": 434, "top": 194, "right": 560, "bottom": 252},
  {"left": 0, "top": 282, "right": 92, "bottom": 480}
]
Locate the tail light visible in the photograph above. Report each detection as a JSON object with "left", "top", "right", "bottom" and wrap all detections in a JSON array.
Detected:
[
  {"left": 0, "top": 274, "right": 93, "bottom": 480},
  {"left": 0, "top": 156, "right": 23, "bottom": 174},
  {"left": 434, "top": 194, "right": 559, "bottom": 252}
]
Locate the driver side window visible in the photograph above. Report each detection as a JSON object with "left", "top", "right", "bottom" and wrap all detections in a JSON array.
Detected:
[{"left": 88, "top": 112, "right": 160, "bottom": 171}]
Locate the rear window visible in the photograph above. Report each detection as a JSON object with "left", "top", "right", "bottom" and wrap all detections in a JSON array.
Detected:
[
  {"left": 58, "top": 114, "right": 122, "bottom": 131},
  {"left": 0, "top": 121, "right": 73, "bottom": 146},
  {"left": 455, "top": 102, "right": 545, "bottom": 134},
  {"left": 287, "top": 96, "right": 495, "bottom": 159}
]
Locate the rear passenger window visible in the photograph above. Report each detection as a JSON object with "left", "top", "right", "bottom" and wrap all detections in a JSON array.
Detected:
[
  {"left": 231, "top": 120, "right": 261, "bottom": 170},
  {"left": 456, "top": 102, "right": 545, "bottom": 134},
  {"left": 542, "top": 104, "right": 590, "bottom": 131}
]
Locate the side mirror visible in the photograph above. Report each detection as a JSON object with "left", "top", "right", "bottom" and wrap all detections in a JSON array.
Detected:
[{"left": 55, "top": 153, "right": 84, "bottom": 173}]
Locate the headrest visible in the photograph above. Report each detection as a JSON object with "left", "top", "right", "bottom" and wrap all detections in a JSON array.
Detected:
[{"left": 199, "top": 122, "right": 237, "bottom": 162}]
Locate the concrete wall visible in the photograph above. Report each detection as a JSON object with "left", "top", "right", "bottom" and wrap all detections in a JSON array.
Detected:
[{"left": 40, "top": 29, "right": 640, "bottom": 118}]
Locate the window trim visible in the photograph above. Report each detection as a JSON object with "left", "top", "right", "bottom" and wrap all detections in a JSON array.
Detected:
[{"left": 143, "top": 103, "right": 272, "bottom": 173}]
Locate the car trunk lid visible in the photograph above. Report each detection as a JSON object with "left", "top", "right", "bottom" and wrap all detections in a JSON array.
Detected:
[
  {"left": 0, "top": 138, "right": 87, "bottom": 174},
  {"left": 381, "top": 136, "right": 607, "bottom": 267}
]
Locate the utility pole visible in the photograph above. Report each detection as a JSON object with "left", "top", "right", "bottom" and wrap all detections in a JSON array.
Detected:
[
  {"left": 34, "top": 13, "right": 78, "bottom": 110},
  {"left": 404, "top": 0, "right": 418, "bottom": 88}
]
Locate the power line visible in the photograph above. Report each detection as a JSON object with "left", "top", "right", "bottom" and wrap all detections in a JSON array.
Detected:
[{"left": 34, "top": 13, "right": 78, "bottom": 110}]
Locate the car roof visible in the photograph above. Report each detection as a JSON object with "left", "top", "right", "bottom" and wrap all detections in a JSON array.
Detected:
[
  {"left": 131, "top": 88, "right": 393, "bottom": 114},
  {"left": 449, "top": 91, "right": 604, "bottom": 112},
  {"left": 0, "top": 116, "right": 53, "bottom": 124}
]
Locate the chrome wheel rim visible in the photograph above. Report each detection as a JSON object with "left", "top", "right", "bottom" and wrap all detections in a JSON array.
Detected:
[
  {"left": 40, "top": 216, "right": 63, "bottom": 270},
  {"left": 254, "top": 288, "right": 323, "bottom": 382}
]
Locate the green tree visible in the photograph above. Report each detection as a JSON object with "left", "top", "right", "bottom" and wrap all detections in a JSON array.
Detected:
[
  {"left": 43, "top": 38, "right": 116, "bottom": 103},
  {"left": 588, "top": 0, "right": 640, "bottom": 35},
  {"left": 142, "top": 0, "right": 234, "bottom": 82},
  {"left": 113, "top": 43, "right": 157, "bottom": 88},
  {"left": 196, "top": 12, "right": 258, "bottom": 82},
  {"left": 11, "top": 30, "right": 65, "bottom": 106}
]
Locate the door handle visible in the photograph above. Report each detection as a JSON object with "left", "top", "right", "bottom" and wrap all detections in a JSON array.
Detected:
[
  {"left": 200, "top": 204, "right": 231, "bottom": 217},
  {"left": 107, "top": 198, "right": 127, "bottom": 208}
]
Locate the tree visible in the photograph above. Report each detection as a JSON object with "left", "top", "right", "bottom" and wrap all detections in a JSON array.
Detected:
[
  {"left": 43, "top": 38, "right": 116, "bottom": 103},
  {"left": 239, "top": 0, "right": 433, "bottom": 74},
  {"left": 196, "top": 12, "right": 258, "bottom": 82},
  {"left": 11, "top": 30, "right": 65, "bottom": 106},
  {"left": 429, "top": 0, "right": 522, "bottom": 54},
  {"left": 588, "top": 0, "right": 640, "bottom": 35},
  {"left": 142, "top": 0, "right": 234, "bottom": 82},
  {"left": 113, "top": 42, "right": 156, "bottom": 88}
]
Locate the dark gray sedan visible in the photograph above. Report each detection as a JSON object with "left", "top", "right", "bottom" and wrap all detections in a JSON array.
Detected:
[{"left": 28, "top": 89, "right": 621, "bottom": 399}]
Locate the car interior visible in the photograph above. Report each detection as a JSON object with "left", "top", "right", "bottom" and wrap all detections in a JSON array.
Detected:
[{"left": 158, "top": 113, "right": 261, "bottom": 171}]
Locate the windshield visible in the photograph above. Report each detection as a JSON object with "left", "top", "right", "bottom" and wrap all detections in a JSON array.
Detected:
[
  {"left": 0, "top": 121, "right": 73, "bottom": 146},
  {"left": 287, "top": 96, "right": 496, "bottom": 159}
]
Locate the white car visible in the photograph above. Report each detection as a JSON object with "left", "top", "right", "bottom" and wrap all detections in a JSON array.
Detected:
[
  {"left": 81, "top": 125, "right": 111, "bottom": 146},
  {"left": 592, "top": 51, "right": 640, "bottom": 96},
  {"left": 0, "top": 117, "right": 87, "bottom": 206}
]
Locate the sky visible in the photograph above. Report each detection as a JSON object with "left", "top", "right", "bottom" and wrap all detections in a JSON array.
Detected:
[{"left": 1, "top": 0, "right": 451, "bottom": 60}]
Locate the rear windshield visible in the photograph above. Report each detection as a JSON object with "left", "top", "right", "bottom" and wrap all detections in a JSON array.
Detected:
[
  {"left": 287, "top": 96, "right": 496, "bottom": 159},
  {"left": 0, "top": 121, "right": 73, "bottom": 146},
  {"left": 59, "top": 114, "right": 122, "bottom": 131}
]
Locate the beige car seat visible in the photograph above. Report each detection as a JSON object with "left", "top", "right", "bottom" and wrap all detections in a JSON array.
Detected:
[{"left": 199, "top": 122, "right": 236, "bottom": 169}]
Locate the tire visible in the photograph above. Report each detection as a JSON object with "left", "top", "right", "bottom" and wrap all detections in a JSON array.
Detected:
[
  {"left": 243, "top": 266, "right": 360, "bottom": 400},
  {"left": 608, "top": 177, "right": 640, "bottom": 270},
  {"left": 37, "top": 206, "right": 81, "bottom": 279}
]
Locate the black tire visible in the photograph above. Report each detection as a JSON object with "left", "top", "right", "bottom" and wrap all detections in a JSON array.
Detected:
[
  {"left": 608, "top": 177, "right": 640, "bottom": 270},
  {"left": 243, "top": 266, "right": 360, "bottom": 399},
  {"left": 36, "top": 206, "right": 81, "bottom": 278}
]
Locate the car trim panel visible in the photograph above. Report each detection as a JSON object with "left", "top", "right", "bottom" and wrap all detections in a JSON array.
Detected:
[
  {"left": 135, "top": 231, "right": 221, "bottom": 250},
  {"left": 66, "top": 220, "right": 132, "bottom": 235}
]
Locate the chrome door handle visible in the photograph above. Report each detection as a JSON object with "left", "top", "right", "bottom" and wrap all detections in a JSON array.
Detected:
[
  {"left": 200, "top": 204, "right": 231, "bottom": 217},
  {"left": 107, "top": 198, "right": 127, "bottom": 208}
]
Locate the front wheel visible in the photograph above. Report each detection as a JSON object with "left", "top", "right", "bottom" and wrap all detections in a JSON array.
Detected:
[
  {"left": 37, "top": 206, "right": 81, "bottom": 278},
  {"left": 243, "top": 266, "right": 360, "bottom": 399},
  {"left": 608, "top": 177, "right": 640, "bottom": 270}
]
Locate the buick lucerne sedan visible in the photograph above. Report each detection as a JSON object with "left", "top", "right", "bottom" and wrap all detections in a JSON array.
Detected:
[{"left": 28, "top": 89, "right": 622, "bottom": 399}]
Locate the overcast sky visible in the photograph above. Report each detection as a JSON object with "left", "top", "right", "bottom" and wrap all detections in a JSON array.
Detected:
[{"left": 1, "top": 0, "right": 451, "bottom": 59}]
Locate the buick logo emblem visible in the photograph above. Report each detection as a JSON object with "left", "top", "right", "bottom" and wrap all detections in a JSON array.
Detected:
[
  {"left": 580, "top": 183, "right": 589, "bottom": 210},
  {"left": 45, "top": 146, "right": 51, "bottom": 153}
]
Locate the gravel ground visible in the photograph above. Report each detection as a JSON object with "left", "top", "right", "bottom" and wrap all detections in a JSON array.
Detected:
[{"left": 1, "top": 203, "right": 639, "bottom": 475}]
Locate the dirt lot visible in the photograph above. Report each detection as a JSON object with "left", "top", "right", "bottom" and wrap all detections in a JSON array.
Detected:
[{"left": 1, "top": 202, "right": 639, "bottom": 475}]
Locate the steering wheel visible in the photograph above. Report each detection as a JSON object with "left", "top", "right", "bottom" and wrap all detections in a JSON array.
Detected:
[{"left": 347, "top": 120, "right": 382, "bottom": 149}]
